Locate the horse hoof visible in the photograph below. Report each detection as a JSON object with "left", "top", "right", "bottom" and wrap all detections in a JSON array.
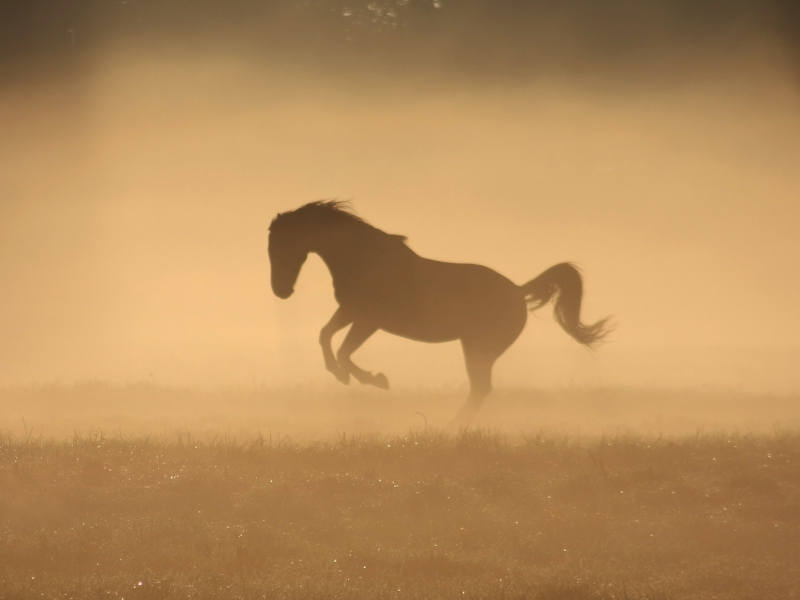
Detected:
[
  {"left": 373, "top": 373, "right": 389, "bottom": 390},
  {"left": 335, "top": 370, "right": 351, "bottom": 385}
]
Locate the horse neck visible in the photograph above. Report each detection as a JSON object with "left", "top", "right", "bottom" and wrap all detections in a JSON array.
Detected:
[{"left": 312, "top": 222, "right": 368, "bottom": 278}]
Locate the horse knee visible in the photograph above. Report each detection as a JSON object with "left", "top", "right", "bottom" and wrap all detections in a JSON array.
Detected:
[{"left": 319, "top": 325, "right": 335, "bottom": 346}]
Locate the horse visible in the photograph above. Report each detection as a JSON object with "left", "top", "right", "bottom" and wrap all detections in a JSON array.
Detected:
[{"left": 268, "top": 200, "right": 610, "bottom": 423}]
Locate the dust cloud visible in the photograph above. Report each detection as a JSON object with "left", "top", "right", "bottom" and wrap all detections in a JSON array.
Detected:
[{"left": 1, "top": 0, "right": 800, "bottom": 396}]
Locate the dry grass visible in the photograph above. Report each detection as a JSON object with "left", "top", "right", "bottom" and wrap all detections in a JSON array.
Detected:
[{"left": 2, "top": 412, "right": 800, "bottom": 599}]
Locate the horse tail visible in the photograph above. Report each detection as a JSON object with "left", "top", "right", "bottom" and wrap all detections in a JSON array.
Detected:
[{"left": 520, "top": 262, "right": 611, "bottom": 348}]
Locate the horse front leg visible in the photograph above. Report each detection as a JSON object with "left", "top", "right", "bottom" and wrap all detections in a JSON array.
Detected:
[
  {"left": 336, "top": 321, "right": 389, "bottom": 390},
  {"left": 320, "top": 308, "right": 353, "bottom": 384}
]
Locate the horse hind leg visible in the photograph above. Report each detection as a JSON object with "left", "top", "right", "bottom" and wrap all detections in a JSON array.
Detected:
[
  {"left": 451, "top": 297, "right": 527, "bottom": 427},
  {"left": 336, "top": 321, "right": 389, "bottom": 390},
  {"left": 450, "top": 342, "right": 496, "bottom": 427}
]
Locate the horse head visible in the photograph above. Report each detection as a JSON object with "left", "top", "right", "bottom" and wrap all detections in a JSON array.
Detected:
[
  {"left": 268, "top": 213, "right": 310, "bottom": 299},
  {"left": 269, "top": 200, "right": 377, "bottom": 299}
]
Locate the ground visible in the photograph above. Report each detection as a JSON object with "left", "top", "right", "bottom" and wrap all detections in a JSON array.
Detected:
[{"left": 1, "top": 386, "right": 800, "bottom": 599}]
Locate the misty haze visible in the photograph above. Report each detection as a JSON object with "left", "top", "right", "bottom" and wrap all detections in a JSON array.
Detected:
[{"left": 2, "top": 1, "right": 800, "bottom": 598}]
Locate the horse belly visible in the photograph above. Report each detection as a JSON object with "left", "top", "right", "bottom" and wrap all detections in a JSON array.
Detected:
[{"left": 379, "top": 319, "right": 462, "bottom": 344}]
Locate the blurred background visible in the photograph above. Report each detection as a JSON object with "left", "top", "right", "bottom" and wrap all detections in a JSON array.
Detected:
[{"left": 1, "top": 0, "right": 799, "bottom": 392}]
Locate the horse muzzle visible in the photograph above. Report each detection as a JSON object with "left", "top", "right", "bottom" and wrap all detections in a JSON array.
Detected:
[{"left": 273, "top": 286, "right": 294, "bottom": 299}]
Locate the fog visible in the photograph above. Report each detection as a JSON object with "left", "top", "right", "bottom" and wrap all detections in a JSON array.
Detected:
[{"left": 2, "top": 0, "right": 800, "bottom": 392}]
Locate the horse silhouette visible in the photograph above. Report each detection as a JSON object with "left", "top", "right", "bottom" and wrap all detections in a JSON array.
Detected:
[{"left": 269, "top": 201, "right": 610, "bottom": 423}]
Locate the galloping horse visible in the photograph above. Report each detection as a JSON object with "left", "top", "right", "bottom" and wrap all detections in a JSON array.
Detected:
[{"left": 269, "top": 201, "right": 610, "bottom": 423}]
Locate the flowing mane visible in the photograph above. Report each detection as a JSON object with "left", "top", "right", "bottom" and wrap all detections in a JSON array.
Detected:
[
  {"left": 279, "top": 200, "right": 365, "bottom": 225},
  {"left": 270, "top": 200, "right": 408, "bottom": 245}
]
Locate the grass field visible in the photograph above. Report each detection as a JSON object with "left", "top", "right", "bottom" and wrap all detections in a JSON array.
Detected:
[{"left": 2, "top": 386, "right": 800, "bottom": 599}]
